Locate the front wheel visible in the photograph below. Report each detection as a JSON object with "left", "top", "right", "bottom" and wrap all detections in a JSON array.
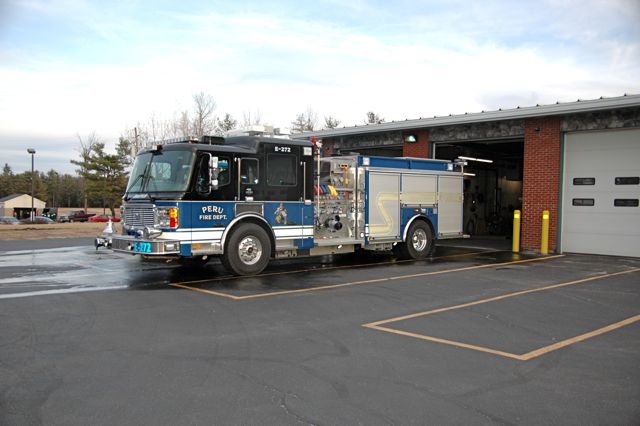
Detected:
[
  {"left": 394, "top": 221, "right": 434, "bottom": 260},
  {"left": 221, "top": 223, "right": 271, "bottom": 276}
]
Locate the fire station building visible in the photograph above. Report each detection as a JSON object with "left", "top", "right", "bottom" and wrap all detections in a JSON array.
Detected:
[{"left": 300, "top": 94, "right": 640, "bottom": 257}]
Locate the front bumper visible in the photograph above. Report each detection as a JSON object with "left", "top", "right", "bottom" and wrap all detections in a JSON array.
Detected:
[{"left": 112, "top": 235, "right": 181, "bottom": 255}]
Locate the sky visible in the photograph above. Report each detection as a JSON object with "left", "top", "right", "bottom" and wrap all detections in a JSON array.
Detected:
[{"left": 1, "top": 0, "right": 639, "bottom": 174}]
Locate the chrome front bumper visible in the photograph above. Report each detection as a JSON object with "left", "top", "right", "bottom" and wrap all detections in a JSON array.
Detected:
[{"left": 111, "top": 235, "right": 181, "bottom": 255}]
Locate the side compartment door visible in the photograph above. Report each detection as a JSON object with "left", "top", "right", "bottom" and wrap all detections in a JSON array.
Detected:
[
  {"left": 437, "top": 175, "right": 464, "bottom": 238},
  {"left": 367, "top": 172, "right": 400, "bottom": 240}
]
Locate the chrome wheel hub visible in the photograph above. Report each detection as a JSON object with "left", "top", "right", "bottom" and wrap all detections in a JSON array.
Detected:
[
  {"left": 238, "top": 236, "right": 262, "bottom": 265},
  {"left": 411, "top": 229, "right": 427, "bottom": 252}
]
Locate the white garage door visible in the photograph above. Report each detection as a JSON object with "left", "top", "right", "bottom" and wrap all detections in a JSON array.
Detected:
[{"left": 561, "top": 128, "right": 640, "bottom": 257}]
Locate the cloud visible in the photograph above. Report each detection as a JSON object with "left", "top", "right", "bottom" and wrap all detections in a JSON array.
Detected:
[{"left": 0, "top": 0, "right": 639, "bottom": 173}]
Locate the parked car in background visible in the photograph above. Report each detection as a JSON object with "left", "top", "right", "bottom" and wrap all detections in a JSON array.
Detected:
[
  {"left": 41, "top": 207, "right": 58, "bottom": 221},
  {"left": 0, "top": 216, "right": 20, "bottom": 225},
  {"left": 19, "top": 216, "right": 55, "bottom": 224},
  {"left": 58, "top": 210, "right": 96, "bottom": 222},
  {"left": 88, "top": 214, "right": 121, "bottom": 223}
]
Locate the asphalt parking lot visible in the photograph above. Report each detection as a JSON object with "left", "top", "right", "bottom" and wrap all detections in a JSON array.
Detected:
[{"left": 0, "top": 240, "right": 638, "bottom": 425}]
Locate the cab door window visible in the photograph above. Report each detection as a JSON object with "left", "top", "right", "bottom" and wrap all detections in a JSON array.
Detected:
[
  {"left": 267, "top": 154, "right": 297, "bottom": 186},
  {"left": 241, "top": 159, "right": 259, "bottom": 185}
]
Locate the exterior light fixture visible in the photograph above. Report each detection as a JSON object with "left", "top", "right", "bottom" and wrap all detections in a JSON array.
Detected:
[
  {"left": 404, "top": 135, "right": 417, "bottom": 143},
  {"left": 458, "top": 156, "right": 493, "bottom": 163}
]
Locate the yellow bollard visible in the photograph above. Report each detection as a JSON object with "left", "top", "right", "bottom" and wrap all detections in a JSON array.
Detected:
[
  {"left": 541, "top": 210, "right": 550, "bottom": 255},
  {"left": 512, "top": 210, "right": 521, "bottom": 253}
]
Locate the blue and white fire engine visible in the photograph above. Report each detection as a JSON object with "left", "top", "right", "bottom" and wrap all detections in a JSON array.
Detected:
[{"left": 112, "top": 136, "right": 464, "bottom": 275}]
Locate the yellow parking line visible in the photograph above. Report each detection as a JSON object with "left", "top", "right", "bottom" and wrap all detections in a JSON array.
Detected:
[
  {"left": 520, "top": 315, "right": 640, "bottom": 360},
  {"left": 363, "top": 268, "right": 640, "bottom": 360},
  {"left": 173, "top": 248, "right": 507, "bottom": 287},
  {"left": 364, "top": 267, "right": 638, "bottom": 327},
  {"left": 171, "top": 254, "right": 565, "bottom": 300},
  {"left": 170, "top": 283, "right": 242, "bottom": 300},
  {"left": 370, "top": 325, "right": 526, "bottom": 360}
]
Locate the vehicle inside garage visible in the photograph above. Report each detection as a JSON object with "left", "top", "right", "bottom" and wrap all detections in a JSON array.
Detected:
[{"left": 433, "top": 139, "right": 523, "bottom": 237}]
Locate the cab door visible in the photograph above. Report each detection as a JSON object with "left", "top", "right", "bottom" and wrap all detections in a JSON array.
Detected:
[{"left": 263, "top": 146, "right": 305, "bottom": 244}]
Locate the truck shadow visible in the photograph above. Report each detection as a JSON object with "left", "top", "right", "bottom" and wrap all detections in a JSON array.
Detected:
[{"left": 129, "top": 246, "right": 518, "bottom": 295}]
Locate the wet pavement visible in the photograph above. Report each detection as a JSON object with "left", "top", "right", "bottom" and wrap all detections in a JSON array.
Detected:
[{"left": 0, "top": 241, "right": 638, "bottom": 424}]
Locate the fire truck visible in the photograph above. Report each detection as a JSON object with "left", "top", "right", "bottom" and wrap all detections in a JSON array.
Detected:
[{"left": 111, "top": 136, "right": 464, "bottom": 275}]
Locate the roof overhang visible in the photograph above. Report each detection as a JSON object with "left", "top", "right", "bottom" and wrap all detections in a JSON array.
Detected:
[{"left": 298, "top": 94, "right": 640, "bottom": 139}]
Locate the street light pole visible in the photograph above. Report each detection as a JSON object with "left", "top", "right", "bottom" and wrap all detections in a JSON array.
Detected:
[{"left": 27, "top": 148, "right": 36, "bottom": 221}]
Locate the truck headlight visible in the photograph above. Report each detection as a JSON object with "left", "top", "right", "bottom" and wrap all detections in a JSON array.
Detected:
[{"left": 157, "top": 207, "right": 179, "bottom": 229}]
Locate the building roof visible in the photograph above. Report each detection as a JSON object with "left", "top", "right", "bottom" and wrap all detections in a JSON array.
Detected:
[
  {"left": 299, "top": 94, "right": 640, "bottom": 139},
  {"left": 0, "top": 193, "right": 24, "bottom": 202},
  {"left": 0, "top": 193, "right": 46, "bottom": 207}
]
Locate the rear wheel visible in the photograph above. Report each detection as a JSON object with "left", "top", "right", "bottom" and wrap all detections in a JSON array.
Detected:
[
  {"left": 394, "top": 221, "right": 434, "bottom": 260},
  {"left": 222, "top": 223, "right": 271, "bottom": 276}
]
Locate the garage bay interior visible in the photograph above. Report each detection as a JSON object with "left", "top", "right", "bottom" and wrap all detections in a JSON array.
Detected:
[{"left": 434, "top": 139, "right": 524, "bottom": 238}]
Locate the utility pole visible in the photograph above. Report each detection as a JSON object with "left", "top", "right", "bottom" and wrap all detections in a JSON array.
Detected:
[{"left": 27, "top": 148, "right": 36, "bottom": 221}]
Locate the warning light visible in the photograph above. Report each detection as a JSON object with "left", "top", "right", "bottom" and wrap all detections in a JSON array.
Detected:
[{"left": 169, "top": 207, "right": 179, "bottom": 228}]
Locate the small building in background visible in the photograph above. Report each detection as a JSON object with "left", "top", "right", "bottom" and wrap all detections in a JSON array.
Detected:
[{"left": 0, "top": 194, "right": 46, "bottom": 219}]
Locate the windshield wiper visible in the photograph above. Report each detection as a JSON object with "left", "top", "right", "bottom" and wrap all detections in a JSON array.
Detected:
[
  {"left": 125, "top": 162, "right": 151, "bottom": 196},
  {"left": 127, "top": 172, "right": 146, "bottom": 193}
]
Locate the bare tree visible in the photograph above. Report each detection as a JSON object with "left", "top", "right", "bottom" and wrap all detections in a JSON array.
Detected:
[
  {"left": 192, "top": 92, "right": 216, "bottom": 138},
  {"left": 324, "top": 115, "right": 341, "bottom": 129},
  {"left": 291, "top": 108, "right": 318, "bottom": 133},
  {"left": 148, "top": 113, "right": 172, "bottom": 143},
  {"left": 365, "top": 111, "right": 385, "bottom": 124},
  {"left": 241, "top": 109, "right": 263, "bottom": 128},
  {"left": 120, "top": 91, "right": 222, "bottom": 147},
  {"left": 174, "top": 110, "right": 191, "bottom": 137}
]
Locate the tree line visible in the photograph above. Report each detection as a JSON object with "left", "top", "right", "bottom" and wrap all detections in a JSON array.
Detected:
[{"left": 1, "top": 164, "right": 86, "bottom": 209}]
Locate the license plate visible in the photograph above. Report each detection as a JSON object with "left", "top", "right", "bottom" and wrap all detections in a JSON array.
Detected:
[{"left": 133, "top": 241, "right": 152, "bottom": 253}]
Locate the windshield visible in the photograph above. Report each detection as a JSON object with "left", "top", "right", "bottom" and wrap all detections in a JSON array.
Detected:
[{"left": 126, "top": 150, "right": 195, "bottom": 193}]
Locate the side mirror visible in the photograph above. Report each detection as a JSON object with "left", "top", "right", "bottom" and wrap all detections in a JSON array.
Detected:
[
  {"left": 197, "top": 153, "right": 218, "bottom": 194},
  {"left": 210, "top": 155, "right": 220, "bottom": 191}
]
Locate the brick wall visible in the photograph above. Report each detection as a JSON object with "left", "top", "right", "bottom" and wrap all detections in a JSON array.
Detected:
[
  {"left": 403, "top": 129, "right": 429, "bottom": 158},
  {"left": 521, "top": 117, "right": 561, "bottom": 252}
]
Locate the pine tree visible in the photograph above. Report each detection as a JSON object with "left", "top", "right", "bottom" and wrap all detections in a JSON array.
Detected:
[{"left": 71, "top": 139, "right": 131, "bottom": 216}]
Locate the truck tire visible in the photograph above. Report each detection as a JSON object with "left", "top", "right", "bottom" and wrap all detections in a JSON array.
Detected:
[
  {"left": 222, "top": 223, "right": 271, "bottom": 276},
  {"left": 394, "top": 221, "right": 434, "bottom": 260}
]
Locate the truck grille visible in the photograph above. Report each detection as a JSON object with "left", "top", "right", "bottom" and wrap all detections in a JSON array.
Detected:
[{"left": 124, "top": 205, "right": 155, "bottom": 228}]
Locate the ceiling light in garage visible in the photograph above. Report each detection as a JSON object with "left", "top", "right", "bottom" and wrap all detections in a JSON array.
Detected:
[{"left": 458, "top": 156, "right": 493, "bottom": 163}]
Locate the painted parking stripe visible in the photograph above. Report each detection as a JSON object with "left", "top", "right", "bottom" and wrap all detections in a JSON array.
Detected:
[
  {"left": 170, "top": 254, "right": 565, "bottom": 300},
  {"left": 363, "top": 268, "right": 640, "bottom": 361},
  {"left": 0, "top": 285, "right": 129, "bottom": 300},
  {"left": 172, "top": 248, "right": 508, "bottom": 286}
]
